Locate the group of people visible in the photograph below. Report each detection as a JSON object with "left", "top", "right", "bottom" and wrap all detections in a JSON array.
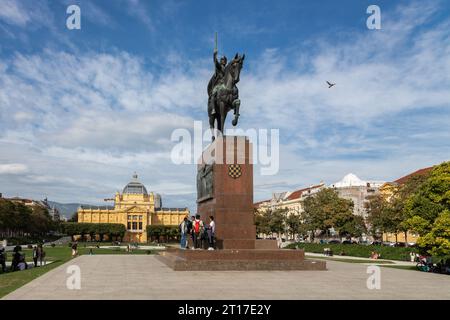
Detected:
[
  {"left": 179, "top": 214, "right": 215, "bottom": 250},
  {"left": 31, "top": 244, "right": 46, "bottom": 267},
  {"left": 0, "top": 244, "right": 46, "bottom": 273}
]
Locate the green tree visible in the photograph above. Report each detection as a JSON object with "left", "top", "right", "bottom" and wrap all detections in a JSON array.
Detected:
[
  {"left": 67, "top": 212, "right": 78, "bottom": 222},
  {"left": 417, "top": 210, "right": 450, "bottom": 257},
  {"left": 302, "top": 188, "right": 354, "bottom": 238},
  {"left": 268, "top": 208, "right": 287, "bottom": 237},
  {"left": 286, "top": 214, "right": 303, "bottom": 240},
  {"left": 403, "top": 162, "right": 449, "bottom": 249},
  {"left": 404, "top": 162, "right": 448, "bottom": 222},
  {"left": 333, "top": 212, "right": 366, "bottom": 238},
  {"left": 255, "top": 208, "right": 271, "bottom": 236},
  {"left": 366, "top": 194, "right": 390, "bottom": 239}
]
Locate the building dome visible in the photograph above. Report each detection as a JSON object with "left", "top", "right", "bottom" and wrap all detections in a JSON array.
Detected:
[
  {"left": 333, "top": 173, "right": 366, "bottom": 188},
  {"left": 122, "top": 173, "right": 148, "bottom": 195}
]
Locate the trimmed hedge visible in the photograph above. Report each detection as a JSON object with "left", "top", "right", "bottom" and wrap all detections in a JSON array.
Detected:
[
  {"left": 286, "top": 243, "right": 418, "bottom": 261},
  {"left": 146, "top": 225, "right": 179, "bottom": 242},
  {"left": 62, "top": 222, "right": 126, "bottom": 241}
]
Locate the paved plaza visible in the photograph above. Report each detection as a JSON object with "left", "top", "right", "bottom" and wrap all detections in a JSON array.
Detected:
[{"left": 3, "top": 255, "right": 450, "bottom": 300}]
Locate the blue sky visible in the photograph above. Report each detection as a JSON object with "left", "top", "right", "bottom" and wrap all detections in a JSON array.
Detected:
[{"left": 0, "top": 0, "right": 449, "bottom": 212}]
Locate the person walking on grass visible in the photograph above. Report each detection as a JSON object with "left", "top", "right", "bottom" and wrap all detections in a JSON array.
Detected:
[
  {"left": 193, "top": 214, "right": 204, "bottom": 249},
  {"left": 179, "top": 216, "right": 189, "bottom": 249}
]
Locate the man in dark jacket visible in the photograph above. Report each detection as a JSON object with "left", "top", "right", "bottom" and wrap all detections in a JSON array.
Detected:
[{"left": 0, "top": 248, "right": 6, "bottom": 273}]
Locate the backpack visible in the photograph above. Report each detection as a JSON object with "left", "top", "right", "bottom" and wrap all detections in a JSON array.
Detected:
[{"left": 194, "top": 220, "right": 202, "bottom": 233}]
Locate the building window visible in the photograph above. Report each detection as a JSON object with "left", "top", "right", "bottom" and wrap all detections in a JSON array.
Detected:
[
  {"left": 127, "top": 215, "right": 131, "bottom": 220},
  {"left": 138, "top": 222, "right": 142, "bottom": 230},
  {"left": 138, "top": 216, "right": 142, "bottom": 221},
  {"left": 133, "top": 215, "right": 137, "bottom": 220},
  {"left": 127, "top": 222, "right": 131, "bottom": 230},
  {"left": 132, "top": 222, "right": 137, "bottom": 230}
]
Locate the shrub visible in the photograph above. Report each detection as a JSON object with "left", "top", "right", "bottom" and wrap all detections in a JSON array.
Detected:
[{"left": 286, "top": 243, "right": 418, "bottom": 261}]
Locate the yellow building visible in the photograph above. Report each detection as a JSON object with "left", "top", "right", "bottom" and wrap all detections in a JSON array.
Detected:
[{"left": 77, "top": 174, "right": 189, "bottom": 243}]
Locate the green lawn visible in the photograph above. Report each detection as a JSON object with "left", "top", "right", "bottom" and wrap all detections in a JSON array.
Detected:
[
  {"left": 309, "top": 256, "right": 394, "bottom": 264},
  {"left": 0, "top": 245, "right": 155, "bottom": 298}
]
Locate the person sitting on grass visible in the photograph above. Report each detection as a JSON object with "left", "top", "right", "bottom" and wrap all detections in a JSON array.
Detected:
[
  {"left": 11, "top": 245, "right": 22, "bottom": 271},
  {"left": 17, "top": 254, "right": 28, "bottom": 271}
]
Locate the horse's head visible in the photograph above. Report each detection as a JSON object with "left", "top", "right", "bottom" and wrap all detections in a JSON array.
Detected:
[{"left": 227, "top": 53, "right": 245, "bottom": 85}]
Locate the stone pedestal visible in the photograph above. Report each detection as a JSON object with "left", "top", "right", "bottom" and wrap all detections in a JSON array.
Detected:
[
  {"left": 157, "top": 135, "right": 326, "bottom": 271},
  {"left": 197, "top": 136, "right": 255, "bottom": 249}
]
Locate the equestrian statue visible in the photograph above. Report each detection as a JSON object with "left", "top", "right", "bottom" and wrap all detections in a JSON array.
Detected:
[{"left": 207, "top": 33, "right": 245, "bottom": 140}]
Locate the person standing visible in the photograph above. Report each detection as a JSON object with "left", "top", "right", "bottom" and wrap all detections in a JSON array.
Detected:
[
  {"left": 0, "top": 248, "right": 6, "bottom": 273},
  {"left": 185, "top": 216, "right": 193, "bottom": 249},
  {"left": 190, "top": 215, "right": 196, "bottom": 250},
  {"left": 179, "top": 217, "right": 188, "bottom": 249},
  {"left": 71, "top": 241, "right": 78, "bottom": 257},
  {"left": 207, "top": 216, "right": 215, "bottom": 250},
  {"left": 11, "top": 245, "right": 22, "bottom": 271},
  {"left": 38, "top": 244, "right": 46, "bottom": 266},
  {"left": 32, "top": 246, "right": 38, "bottom": 267},
  {"left": 193, "top": 214, "right": 204, "bottom": 249}
]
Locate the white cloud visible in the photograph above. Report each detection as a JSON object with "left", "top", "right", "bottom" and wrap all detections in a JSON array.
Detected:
[
  {"left": 0, "top": 163, "right": 28, "bottom": 174},
  {"left": 0, "top": 0, "right": 30, "bottom": 27},
  {"left": 0, "top": 1, "right": 448, "bottom": 208}
]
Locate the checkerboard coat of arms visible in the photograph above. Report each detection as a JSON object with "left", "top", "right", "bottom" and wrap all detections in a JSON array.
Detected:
[{"left": 228, "top": 164, "right": 242, "bottom": 179}]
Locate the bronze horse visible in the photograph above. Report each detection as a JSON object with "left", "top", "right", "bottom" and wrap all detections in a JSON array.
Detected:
[{"left": 207, "top": 53, "right": 245, "bottom": 139}]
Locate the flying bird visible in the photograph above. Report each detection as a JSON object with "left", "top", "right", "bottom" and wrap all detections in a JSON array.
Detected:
[{"left": 326, "top": 81, "right": 336, "bottom": 88}]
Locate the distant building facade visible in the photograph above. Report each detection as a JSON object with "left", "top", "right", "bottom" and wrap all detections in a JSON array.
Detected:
[
  {"left": 77, "top": 174, "right": 189, "bottom": 243},
  {"left": 254, "top": 183, "right": 326, "bottom": 216},
  {"left": 330, "top": 173, "right": 385, "bottom": 219},
  {"left": 1, "top": 195, "right": 60, "bottom": 221}
]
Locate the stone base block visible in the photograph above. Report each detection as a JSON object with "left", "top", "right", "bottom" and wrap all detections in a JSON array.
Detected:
[
  {"left": 156, "top": 248, "right": 327, "bottom": 271},
  {"left": 255, "top": 239, "right": 278, "bottom": 250}
]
